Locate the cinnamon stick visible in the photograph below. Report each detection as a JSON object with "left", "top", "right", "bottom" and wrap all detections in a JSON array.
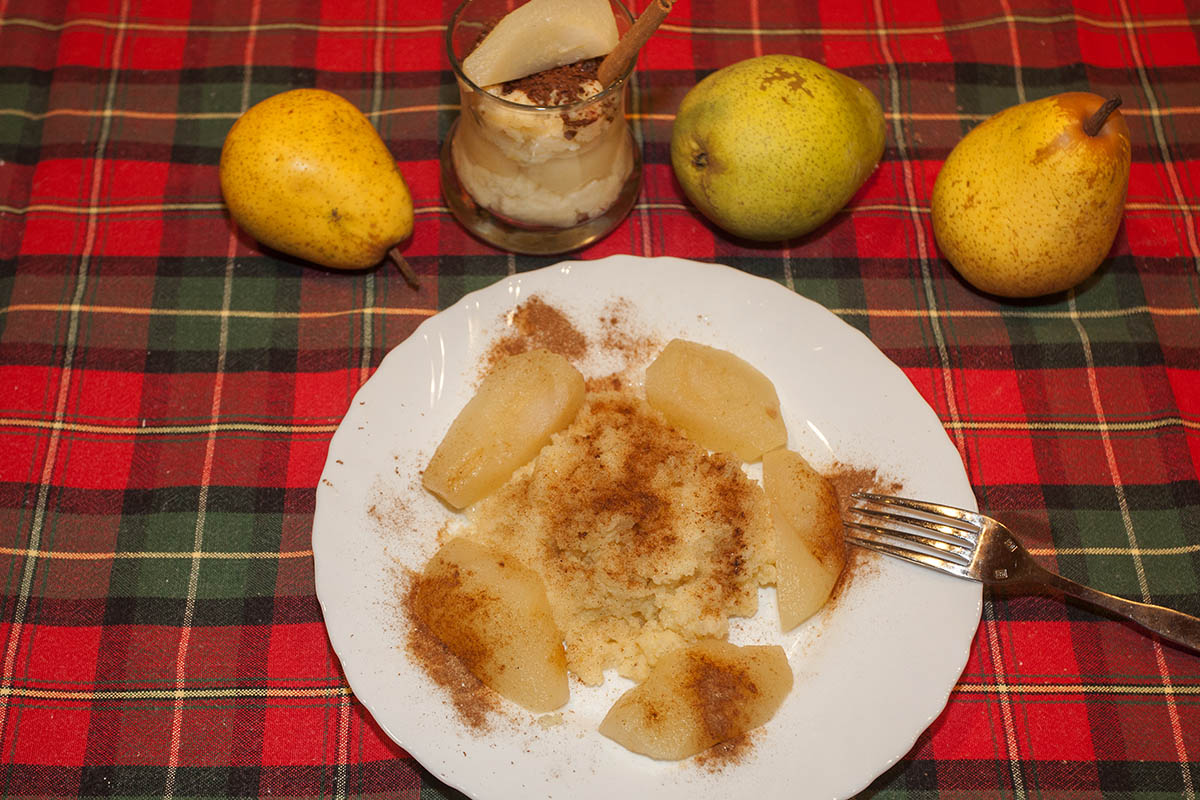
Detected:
[{"left": 597, "top": 0, "right": 675, "bottom": 87}]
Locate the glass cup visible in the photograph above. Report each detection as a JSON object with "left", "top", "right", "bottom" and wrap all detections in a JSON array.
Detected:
[{"left": 440, "top": 0, "right": 641, "bottom": 255}]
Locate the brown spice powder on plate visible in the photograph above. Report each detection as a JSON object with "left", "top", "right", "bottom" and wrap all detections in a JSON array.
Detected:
[
  {"left": 485, "top": 294, "right": 588, "bottom": 370},
  {"left": 821, "top": 462, "right": 904, "bottom": 613},
  {"left": 694, "top": 732, "right": 756, "bottom": 772},
  {"left": 401, "top": 570, "right": 502, "bottom": 730}
]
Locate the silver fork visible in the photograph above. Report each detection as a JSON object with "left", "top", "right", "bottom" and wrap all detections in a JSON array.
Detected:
[{"left": 845, "top": 491, "right": 1200, "bottom": 653}]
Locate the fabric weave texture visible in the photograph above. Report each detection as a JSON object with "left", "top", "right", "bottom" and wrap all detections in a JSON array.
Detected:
[{"left": 0, "top": 0, "right": 1198, "bottom": 796}]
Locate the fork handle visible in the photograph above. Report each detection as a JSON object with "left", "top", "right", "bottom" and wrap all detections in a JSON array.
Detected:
[{"left": 1034, "top": 567, "right": 1200, "bottom": 653}]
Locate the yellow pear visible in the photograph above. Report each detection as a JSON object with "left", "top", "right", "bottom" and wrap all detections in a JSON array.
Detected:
[
  {"left": 670, "top": 54, "right": 885, "bottom": 241},
  {"left": 931, "top": 92, "right": 1130, "bottom": 298},
  {"left": 219, "top": 88, "right": 417, "bottom": 284}
]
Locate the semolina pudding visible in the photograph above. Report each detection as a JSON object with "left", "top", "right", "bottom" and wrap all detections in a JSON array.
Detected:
[
  {"left": 465, "top": 388, "right": 775, "bottom": 686},
  {"left": 412, "top": 334, "right": 848, "bottom": 759}
]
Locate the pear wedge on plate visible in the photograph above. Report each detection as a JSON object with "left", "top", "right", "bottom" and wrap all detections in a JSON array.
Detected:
[
  {"left": 763, "top": 448, "right": 846, "bottom": 631},
  {"left": 599, "top": 639, "right": 793, "bottom": 760},
  {"left": 411, "top": 537, "right": 568, "bottom": 713}
]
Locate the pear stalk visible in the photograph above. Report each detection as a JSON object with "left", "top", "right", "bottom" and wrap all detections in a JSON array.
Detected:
[
  {"left": 389, "top": 248, "right": 420, "bottom": 289},
  {"left": 1083, "top": 95, "right": 1122, "bottom": 137}
]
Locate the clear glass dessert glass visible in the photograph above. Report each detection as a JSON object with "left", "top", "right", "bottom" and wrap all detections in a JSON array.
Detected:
[{"left": 441, "top": 0, "right": 641, "bottom": 255}]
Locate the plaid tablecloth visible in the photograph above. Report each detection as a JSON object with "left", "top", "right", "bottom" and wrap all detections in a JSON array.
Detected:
[{"left": 2, "top": 0, "right": 1199, "bottom": 796}]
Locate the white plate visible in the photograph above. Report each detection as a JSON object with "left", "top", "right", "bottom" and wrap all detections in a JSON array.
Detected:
[{"left": 313, "top": 255, "right": 981, "bottom": 800}]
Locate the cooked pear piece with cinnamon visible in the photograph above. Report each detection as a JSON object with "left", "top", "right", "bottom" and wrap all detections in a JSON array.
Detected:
[
  {"left": 644, "top": 339, "right": 787, "bottom": 461},
  {"left": 598, "top": 639, "right": 792, "bottom": 760},
  {"left": 423, "top": 349, "right": 585, "bottom": 509},
  {"left": 410, "top": 537, "right": 569, "bottom": 713},
  {"left": 762, "top": 448, "right": 845, "bottom": 630}
]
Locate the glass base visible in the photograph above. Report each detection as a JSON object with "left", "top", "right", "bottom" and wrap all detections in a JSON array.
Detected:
[{"left": 439, "top": 118, "right": 642, "bottom": 256}]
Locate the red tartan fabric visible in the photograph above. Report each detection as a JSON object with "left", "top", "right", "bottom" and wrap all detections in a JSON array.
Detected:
[{"left": 0, "top": 0, "right": 1199, "bottom": 797}]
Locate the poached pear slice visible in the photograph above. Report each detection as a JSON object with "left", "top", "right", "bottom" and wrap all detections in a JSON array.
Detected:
[
  {"left": 762, "top": 448, "right": 845, "bottom": 631},
  {"left": 644, "top": 338, "right": 787, "bottom": 462},
  {"left": 423, "top": 349, "right": 585, "bottom": 510},
  {"left": 598, "top": 639, "right": 793, "bottom": 760},
  {"left": 411, "top": 537, "right": 569, "bottom": 713},
  {"left": 461, "top": 0, "right": 619, "bottom": 88}
]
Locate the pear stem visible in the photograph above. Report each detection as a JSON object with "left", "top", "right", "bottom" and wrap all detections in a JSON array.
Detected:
[
  {"left": 389, "top": 247, "right": 420, "bottom": 290},
  {"left": 1083, "top": 95, "right": 1122, "bottom": 137}
]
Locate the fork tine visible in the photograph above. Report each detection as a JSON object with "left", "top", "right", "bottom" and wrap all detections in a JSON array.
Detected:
[
  {"left": 851, "top": 491, "right": 982, "bottom": 530},
  {"left": 844, "top": 532, "right": 974, "bottom": 580},
  {"left": 843, "top": 517, "right": 974, "bottom": 564},
  {"left": 850, "top": 505, "right": 977, "bottom": 549}
]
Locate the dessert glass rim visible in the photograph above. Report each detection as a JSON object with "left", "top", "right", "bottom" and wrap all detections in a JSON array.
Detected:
[{"left": 445, "top": 0, "right": 637, "bottom": 113}]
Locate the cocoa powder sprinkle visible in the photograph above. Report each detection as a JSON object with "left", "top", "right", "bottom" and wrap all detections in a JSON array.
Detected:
[{"left": 502, "top": 57, "right": 602, "bottom": 106}]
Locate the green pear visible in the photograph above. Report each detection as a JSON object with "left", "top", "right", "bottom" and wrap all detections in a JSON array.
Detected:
[
  {"left": 220, "top": 89, "right": 418, "bottom": 285},
  {"left": 670, "top": 54, "right": 885, "bottom": 242},
  {"left": 931, "top": 92, "right": 1130, "bottom": 298}
]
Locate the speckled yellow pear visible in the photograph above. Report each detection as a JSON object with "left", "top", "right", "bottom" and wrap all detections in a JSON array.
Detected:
[
  {"left": 931, "top": 93, "right": 1131, "bottom": 298},
  {"left": 762, "top": 448, "right": 845, "bottom": 630},
  {"left": 598, "top": 639, "right": 793, "bottom": 760},
  {"left": 411, "top": 537, "right": 569, "bottom": 713},
  {"left": 670, "top": 54, "right": 885, "bottom": 241},
  {"left": 219, "top": 89, "right": 417, "bottom": 284}
]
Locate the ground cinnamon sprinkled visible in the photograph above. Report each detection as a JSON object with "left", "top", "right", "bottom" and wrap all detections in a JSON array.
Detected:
[
  {"left": 694, "top": 732, "right": 755, "bottom": 771},
  {"left": 540, "top": 394, "right": 680, "bottom": 557},
  {"left": 401, "top": 570, "right": 501, "bottom": 729},
  {"left": 821, "top": 462, "right": 904, "bottom": 612},
  {"left": 827, "top": 462, "right": 903, "bottom": 512},
  {"left": 822, "top": 544, "right": 875, "bottom": 616},
  {"left": 366, "top": 479, "right": 416, "bottom": 539},
  {"left": 585, "top": 373, "right": 624, "bottom": 393},
  {"left": 685, "top": 651, "right": 759, "bottom": 745},
  {"left": 469, "top": 389, "right": 774, "bottom": 685},
  {"left": 486, "top": 295, "right": 588, "bottom": 371},
  {"left": 599, "top": 297, "right": 660, "bottom": 368},
  {"left": 535, "top": 394, "right": 760, "bottom": 611}
]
